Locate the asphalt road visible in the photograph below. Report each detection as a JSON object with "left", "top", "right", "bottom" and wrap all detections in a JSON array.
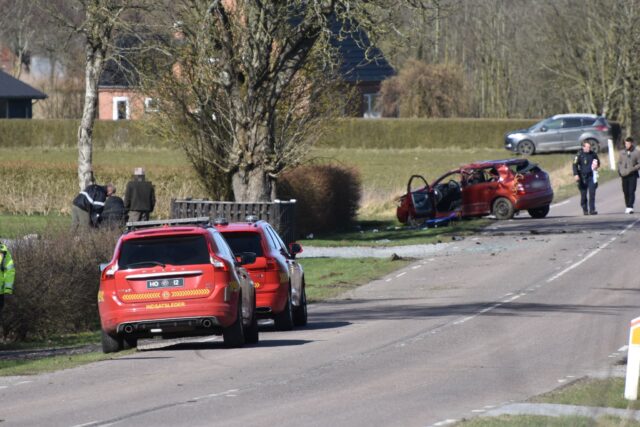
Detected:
[{"left": 3, "top": 178, "right": 640, "bottom": 427}]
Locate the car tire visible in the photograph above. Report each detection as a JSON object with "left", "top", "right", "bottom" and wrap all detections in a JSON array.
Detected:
[
  {"left": 123, "top": 336, "right": 138, "bottom": 350},
  {"left": 274, "top": 287, "right": 294, "bottom": 331},
  {"left": 492, "top": 197, "right": 515, "bottom": 220},
  {"left": 223, "top": 297, "right": 246, "bottom": 348},
  {"left": 243, "top": 297, "right": 259, "bottom": 344},
  {"left": 517, "top": 140, "right": 535, "bottom": 155},
  {"left": 101, "top": 330, "right": 123, "bottom": 354},
  {"left": 528, "top": 205, "right": 550, "bottom": 218},
  {"left": 586, "top": 139, "right": 600, "bottom": 154},
  {"left": 293, "top": 284, "right": 308, "bottom": 327}
]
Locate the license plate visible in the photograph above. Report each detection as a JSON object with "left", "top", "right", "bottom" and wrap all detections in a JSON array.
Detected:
[{"left": 147, "top": 278, "right": 184, "bottom": 289}]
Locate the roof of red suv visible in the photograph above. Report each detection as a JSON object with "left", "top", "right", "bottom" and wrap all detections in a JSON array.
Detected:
[
  {"left": 214, "top": 221, "right": 264, "bottom": 232},
  {"left": 122, "top": 225, "right": 210, "bottom": 241}
]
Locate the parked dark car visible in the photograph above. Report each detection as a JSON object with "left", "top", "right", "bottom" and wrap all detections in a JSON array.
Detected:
[{"left": 396, "top": 159, "right": 554, "bottom": 224}]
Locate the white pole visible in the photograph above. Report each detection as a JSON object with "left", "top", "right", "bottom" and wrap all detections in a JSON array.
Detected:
[
  {"left": 625, "top": 317, "right": 640, "bottom": 400},
  {"left": 608, "top": 139, "right": 616, "bottom": 171}
]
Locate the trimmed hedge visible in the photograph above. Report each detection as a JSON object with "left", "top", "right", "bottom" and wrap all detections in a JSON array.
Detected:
[
  {"left": 0, "top": 119, "right": 166, "bottom": 148},
  {"left": 277, "top": 164, "right": 361, "bottom": 236},
  {"left": 0, "top": 118, "right": 537, "bottom": 150},
  {"left": 317, "top": 118, "right": 538, "bottom": 149}
]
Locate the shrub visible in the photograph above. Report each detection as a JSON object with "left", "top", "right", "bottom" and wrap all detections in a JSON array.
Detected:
[
  {"left": 379, "top": 60, "right": 468, "bottom": 118},
  {"left": 277, "top": 164, "right": 361, "bottom": 236},
  {"left": 1, "top": 227, "right": 120, "bottom": 342}
]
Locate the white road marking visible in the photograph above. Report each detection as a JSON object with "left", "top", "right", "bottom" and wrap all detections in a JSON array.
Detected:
[
  {"left": 70, "top": 422, "right": 98, "bottom": 427},
  {"left": 385, "top": 278, "right": 392, "bottom": 282},
  {"left": 546, "top": 236, "right": 616, "bottom": 283},
  {"left": 471, "top": 409, "right": 486, "bottom": 413},
  {"left": 433, "top": 419, "right": 458, "bottom": 426},
  {"left": 13, "top": 381, "right": 32, "bottom": 386},
  {"left": 551, "top": 200, "right": 570, "bottom": 208},
  {"left": 396, "top": 272, "right": 407, "bottom": 278},
  {"left": 620, "top": 345, "right": 629, "bottom": 352},
  {"left": 0, "top": 386, "right": 8, "bottom": 389},
  {"left": 558, "top": 379, "right": 567, "bottom": 383},
  {"left": 412, "top": 265, "right": 423, "bottom": 270}
]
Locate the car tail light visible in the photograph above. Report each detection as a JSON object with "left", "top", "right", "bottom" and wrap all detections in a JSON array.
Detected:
[
  {"left": 101, "top": 263, "right": 118, "bottom": 280},
  {"left": 595, "top": 125, "right": 609, "bottom": 132},
  {"left": 210, "top": 255, "right": 229, "bottom": 271},
  {"left": 265, "top": 257, "right": 278, "bottom": 271}
]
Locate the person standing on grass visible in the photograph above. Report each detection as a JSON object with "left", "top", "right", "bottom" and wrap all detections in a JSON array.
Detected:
[
  {"left": 71, "top": 173, "right": 112, "bottom": 230},
  {"left": 617, "top": 136, "right": 640, "bottom": 214},
  {"left": 573, "top": 140, "right": 600, "bottom": 215},
  {"left": 100, "top": 184, "right": 127, "bottom": 228},
  {"left": 0, "top": 241, "right": 15, "bottom": 315},
  {"left": 124, "top": 167, "right": 156, "bottom": 222}
]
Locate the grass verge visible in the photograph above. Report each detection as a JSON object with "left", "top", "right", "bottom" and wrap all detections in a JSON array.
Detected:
[
  {"left": 531, "top": 377, "right": 640, "bottom": 410},
  {"left": 299, "top": 257, "right": 411, "bottom": 302},
  {"left": 298, "top": 218, "right": 489, "bottom": 247},
  {"left": 457, "top": 414, "right": 640, "bottom": 427},
  {"left": 0, "top": 350, "right": 135, "bottom": 376}
]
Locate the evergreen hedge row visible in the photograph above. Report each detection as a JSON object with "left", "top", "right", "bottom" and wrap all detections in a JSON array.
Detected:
[{"left": 0, "top": 118, "right": 537, "bottom": 149}]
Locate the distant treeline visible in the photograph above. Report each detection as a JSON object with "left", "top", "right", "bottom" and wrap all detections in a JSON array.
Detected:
[{"left": 0, "top": 118, "right": 538, "bottom": 150}]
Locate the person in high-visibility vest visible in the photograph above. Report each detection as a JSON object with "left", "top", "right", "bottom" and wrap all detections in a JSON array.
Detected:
[{"left": 0, "top": 241, "right": 15, "bottom": 313}]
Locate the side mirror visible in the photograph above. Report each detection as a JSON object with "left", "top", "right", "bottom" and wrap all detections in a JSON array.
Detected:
[
  {"left": 540, "top": 126, "right": 547, "bottom": 132},
  {"left": 235, "top": 252, "right": 257, "bottom": 266},
  {"left": 289, "top": 243, "right": 302, "bottom": 255},
  {"left": 99, "top": 263, "right": 109, "bottom": 273}
]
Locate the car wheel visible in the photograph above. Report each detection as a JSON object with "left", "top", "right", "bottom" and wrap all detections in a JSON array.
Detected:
[
  {"left": 528, "top": 205, "right": 550, "bottom": 218},
  {"left": 517, "top": 140, "right": 535, "bottom": 155},
  {"left": 293, "top": 285, "right": 308, "bottom": 327},
  {"left": 274, "top": 287, "right": 294, "bottom": 331},
  {"left": 123, "top": 336, "right": 138, "bottom": 350},
  {"left": 223, "top": 297, "right": 246, "bottom": 348},
  {"left": 101, "top": 330, "right": 123, "bottom": 354},
  {"left": 492, "top": 197, "right": 515, "bottom": 220},
  {"left": 243, "top": 297, "right": 259, "bottom": 344},
  {"left": 586, "top": 139, "right": 600, "bottom": 154}
]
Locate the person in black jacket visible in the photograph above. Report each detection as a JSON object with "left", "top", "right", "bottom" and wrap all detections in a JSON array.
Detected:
[
  {"left": 71, "top": 176, "right": 113, "bottom": 230},
  {"left": 572, "top": 141, "right": 601, "bottom": 215},
  {"left": 100, "top": 184, "right": 127, "bottom": 228},
  {"left": 124, "top": 167, "right": 156, "bottom": 222}
]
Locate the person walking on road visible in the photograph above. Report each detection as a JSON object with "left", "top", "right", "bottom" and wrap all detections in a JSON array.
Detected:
[
  {"left": 71, "top": 174, "right": 112, "bottom": 230},
  {"left": 0, "top": 241, "right": 15, "bottom": 315},
  {"left": 573, "top": 140, "right": 601, "bottom": 215},
  {"left": 125, "top": 167, "right": 156, "bottom": 222},
  {"left": 617, "top": 136, "right": 640, "bottom": 214}
]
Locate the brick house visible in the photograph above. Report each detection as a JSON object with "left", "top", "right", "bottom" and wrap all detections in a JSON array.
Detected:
[{"left": 98, "top": 22, "right": 394, "bottom": 120}]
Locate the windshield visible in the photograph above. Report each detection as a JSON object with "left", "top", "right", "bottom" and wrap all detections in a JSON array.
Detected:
[
  {"left": 221, "top": 232, "right": 264, "bottom": 257},
  {"left": 118, "top": 235, "right": 210, "bottom": 268}
]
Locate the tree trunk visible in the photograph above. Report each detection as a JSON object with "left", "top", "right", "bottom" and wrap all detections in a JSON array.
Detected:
[
  {"left": 77, "top": 49, "right": 103, "bottom": 190},
  {"left": 231, "top": 167, "right": 273, "bottom": 202}
]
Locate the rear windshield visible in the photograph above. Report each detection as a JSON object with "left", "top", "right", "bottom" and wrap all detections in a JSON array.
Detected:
[
  {"left": 119, "top": 235, "right": 210, "bottom": 268},
  {"left": 221, "top": 232, "right": 264, "bottom": 257}
]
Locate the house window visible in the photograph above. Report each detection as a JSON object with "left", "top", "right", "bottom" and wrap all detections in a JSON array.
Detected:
[
  {"left": 144, "top": 97, "right": 159, "bottom": 113},
  {"left": 113, "top": 96, "right": 130, "bottom": 120},
  {"left": 363, "top": 93, "right": 381, "bottom": 119}
]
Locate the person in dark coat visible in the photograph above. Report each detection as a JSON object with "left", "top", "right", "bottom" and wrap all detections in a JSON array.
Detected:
[
  {"left": 100, "top": 184, "right": 127, "bottom": 228},
  {"left": 71, "top": 174, "right": 112, "bottom": 230},
  {"left": 572, "top": 140, "right": 600, "bottom": 215},
  {"left": 124, "top": 167, "right": 156, "bottom": 222}
]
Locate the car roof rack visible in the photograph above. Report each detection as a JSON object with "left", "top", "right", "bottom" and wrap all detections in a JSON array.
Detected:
[{"left": 126, "top": 217, "right": 211, "bottom": 231}]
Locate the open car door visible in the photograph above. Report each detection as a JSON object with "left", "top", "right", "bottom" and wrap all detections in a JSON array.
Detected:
[{"left": 397, "top": 175, "right": 434, "bottom": 225}]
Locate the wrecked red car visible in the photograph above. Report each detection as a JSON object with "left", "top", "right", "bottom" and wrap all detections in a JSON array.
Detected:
[{"left": 396, "top": 158, "right": 554, "bottom": 224}]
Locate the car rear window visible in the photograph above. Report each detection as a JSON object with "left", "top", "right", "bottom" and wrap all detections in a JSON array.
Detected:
[
  {"left": 119, "top": 235, "right": 210, "bottom": 268},
  {"left": 221, "top": 232, "right": 264, "bottom": 257}
]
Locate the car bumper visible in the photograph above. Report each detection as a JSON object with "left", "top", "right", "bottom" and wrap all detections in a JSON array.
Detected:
[
  {"left": 514, "top": 190, "right": 554, "bottom": 210},
  {"left": 99, "top": 296, "right": 237, "bottom": 336}
]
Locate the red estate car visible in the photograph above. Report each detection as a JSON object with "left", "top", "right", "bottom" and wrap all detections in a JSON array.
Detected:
[
  {"left": 396, "top": 158, "right": 554, "bottom": 224},
  {"left": 98, "top": 218, "right": 258, "bottom": 353},
  {"left": 214, "top": 218, "right": 307, "bottom": 330}
]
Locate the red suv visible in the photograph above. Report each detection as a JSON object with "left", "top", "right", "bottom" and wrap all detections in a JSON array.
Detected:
[
  {"left": 98, "top": 218, "right": 258, "bottom": 353},
  {"left": 214, "top": 219, "right": 306, "bottom": 330}
]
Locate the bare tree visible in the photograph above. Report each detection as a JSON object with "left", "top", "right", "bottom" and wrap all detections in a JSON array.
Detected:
[
  {"left": 0, "top": 0, "right": 36, "bottom": 78},
  {"left": 47, "top": 0, "right": 145, "bottom": 190},
  {"left": 141, "top": 0, "right": 418, "bottom": 202}
]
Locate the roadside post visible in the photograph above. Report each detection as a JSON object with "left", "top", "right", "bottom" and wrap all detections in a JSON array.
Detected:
[
  {"left": 625, "top": 316, "right": 640, "bottom": 399},
  {"left": 608, "top": 139, "right": 616, "bottom": 171}
]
